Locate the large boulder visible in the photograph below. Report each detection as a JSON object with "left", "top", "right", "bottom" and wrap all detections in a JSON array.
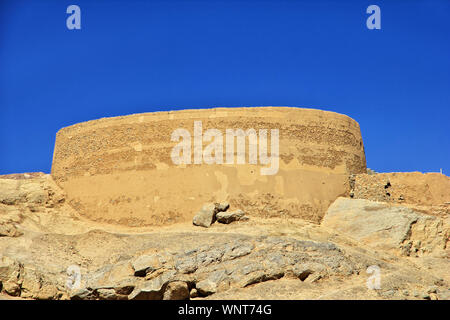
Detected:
[
  {"left": 322, "top": 197, "right": 447, "bottom": 255},
  {"left": 132, "top": 255, "right": 162, "bottom": 277},
  {"left": 216, "top": 209, "right": 246, "bottom": 224},
  {"left": 196, "top": 279, "right": 217, "bottom": 296},
  {"left": 192, "top": 203, "right": 218, "bottom": 228},
  {"left": 192, "top": 202, "right": 232, "bottom": 228}
]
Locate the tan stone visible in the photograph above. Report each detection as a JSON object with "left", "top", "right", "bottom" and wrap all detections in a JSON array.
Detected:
[
  {"left": 163, "top": 281, "right": 189, "bottom": 300},
  {"left": 132, "top": 255, "right": 162, "bottom": 276},
  {"left": 322, "top": 197, "right": 447, "bottom": 255},
  {"left": 216, "top": 209, "right": 245, "bottom": 224}
]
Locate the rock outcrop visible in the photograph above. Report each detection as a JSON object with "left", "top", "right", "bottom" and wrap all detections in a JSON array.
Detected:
[
  {"left": 322, "top": 197, "right": 448, "bottom": 256},
  {"left": 192, "top": 203, "right": 220, "bottom": 228},
  {"left": 0, "top": 231, "right": 368, "bottom": 300},
  {"left": 216, "top": 209, "right": 246, "bottom": 224}
]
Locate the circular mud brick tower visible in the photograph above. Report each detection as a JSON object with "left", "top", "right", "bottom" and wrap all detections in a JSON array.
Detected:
[{"left": 51, "top": 107, "right": 366, "bottom": 226}]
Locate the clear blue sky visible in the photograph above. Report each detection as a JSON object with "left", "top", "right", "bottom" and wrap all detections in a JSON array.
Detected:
[{"left": 1, "top": 0, "right": 449, "bottom": 174}]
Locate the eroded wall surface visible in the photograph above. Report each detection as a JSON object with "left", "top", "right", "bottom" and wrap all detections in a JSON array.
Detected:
[
  {"left": 51, "top": 107, "right": 366, "bottom": 225},
  {"left": 351, "top": 172, "right": 450, "bottom": 218}
]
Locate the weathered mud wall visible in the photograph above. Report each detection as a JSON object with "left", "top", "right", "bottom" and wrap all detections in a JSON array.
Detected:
[
  {"left": 51, "top": 107, "right": 366, "bottom": 226},
  {"left": 350, "top": 172, "right": 450, "bottom": 218}
]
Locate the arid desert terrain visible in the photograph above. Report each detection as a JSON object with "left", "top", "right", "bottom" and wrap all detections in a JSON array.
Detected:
[{"left": 0, "top": 108, "right": 449, "bottom": 300}]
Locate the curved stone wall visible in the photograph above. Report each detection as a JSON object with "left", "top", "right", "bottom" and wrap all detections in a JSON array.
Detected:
[{"left": 51, "top": 107, "right": 366, "bottom": 225}]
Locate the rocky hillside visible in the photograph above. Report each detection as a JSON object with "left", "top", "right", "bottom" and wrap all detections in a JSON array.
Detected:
[{"left": 0, "top": 172, "right": 449, "bottom": 300}]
